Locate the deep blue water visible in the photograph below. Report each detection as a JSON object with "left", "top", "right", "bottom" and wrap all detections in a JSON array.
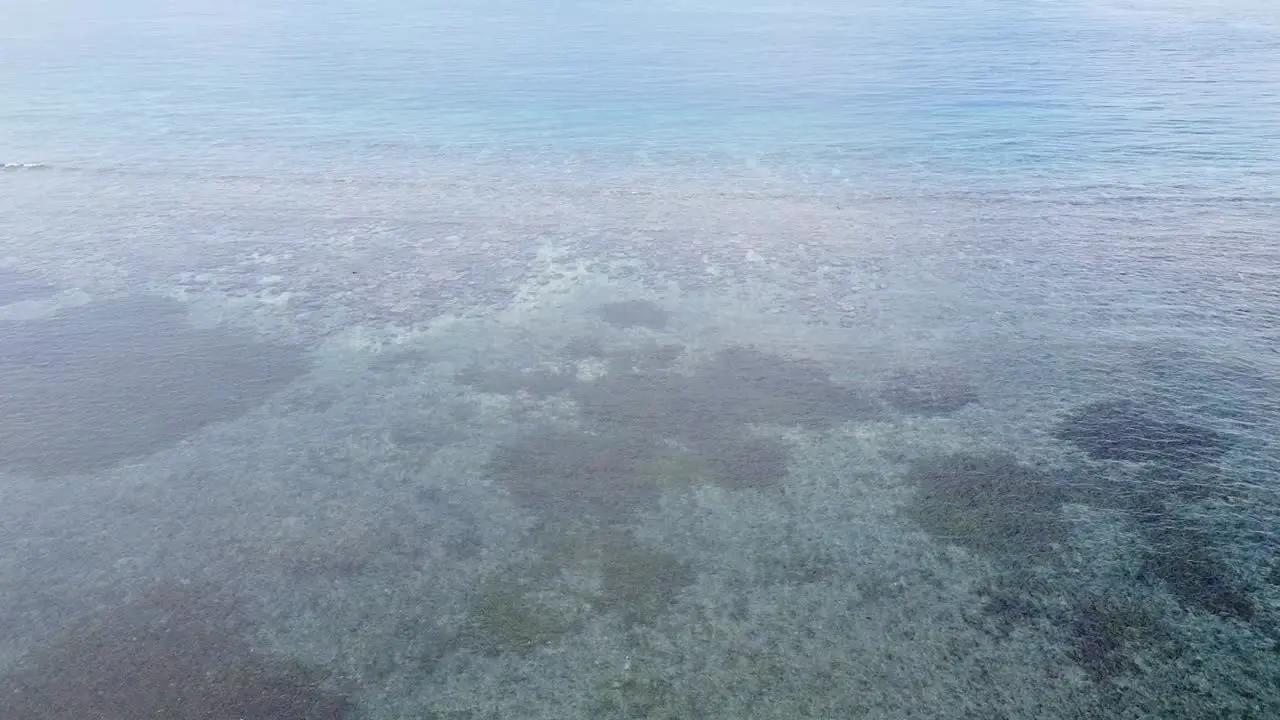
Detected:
[{"left": 3, "top": 1, "right": 1280, "bottom": 718}]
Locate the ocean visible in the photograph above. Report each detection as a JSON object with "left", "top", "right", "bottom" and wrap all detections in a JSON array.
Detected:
[{"left": 1, "top": 0, "right": 1278, "bottom": 717}]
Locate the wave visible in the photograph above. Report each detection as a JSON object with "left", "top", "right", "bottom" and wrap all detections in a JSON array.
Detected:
[{"left": 1, "top": 162, "right": 50, "bottom": 171}]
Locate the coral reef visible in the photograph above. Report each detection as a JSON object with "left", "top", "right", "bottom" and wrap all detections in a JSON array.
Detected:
[
  {"left": 975, "top": 583, "right": 1043, "bottom": 639},
  {"left": 698, "top": 346, "right": 880, "bottom": 429},
  {"left": 573, "top": 345, "right": 878, "bottom": 441},
  {"left": 458, "top": 576, "right": 570, "bottom": 657},
  {"left": 588, "top": 658, "right": 698, "bottom": 719},
  {"left": 1067, "top": 594, "right": 1167, "bottom": 683},
  {"left": 1141, "top": 528, "right": 1256, "bottom": 622},
  {"left": 1054, "top": 399, "right": 1233, "bottom": 467},
  {"left": 879, "top": 365, "right": 979, "bottom": 414},
  {"left": 453, "top": 527, "right": 694, "bottom": 657},
  {"left": 0, "top": 584, "right": 351, "bottom": 719},
  {"left": 695, "top": 433, "right": 792, "bottom": 491},
  {"left": 486, "top": 428, "right": 665, "bottom": 524},
  {"left": 595, "top": 299, "right": 671, "bottom": 329},
  {"left": 474, "top": 344, "right": 849, "bottom": 532},
  {"left": 482, "top": 347, "right": 832, "bottom": 530},
  {"left": 972, "top": 577, "right": 1174, "bottom": 686},
  {"left": 902, "top": 452, "right": 1069, "bottom": 559},
  {"left": 1067, "top": 464, "right": 1239, "bottom": 519},
  {"left": 605, "top": 343, "right": 686, "bottom": 374},
  {"left": 561, "top": 335, "right": 607, "bottom": 360},
  {"left": 0, "top": 295, "right": 306, "bottom": 475},
  {"left": 596, "top": 532, "right": 695, "bottom": 627}
]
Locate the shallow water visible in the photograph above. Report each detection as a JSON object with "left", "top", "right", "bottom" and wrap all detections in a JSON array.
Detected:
[{"left": 1, "top": 0, "right": 1279, "bottom": 717}]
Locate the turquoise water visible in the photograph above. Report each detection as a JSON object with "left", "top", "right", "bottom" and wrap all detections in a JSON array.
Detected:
[{"left": 2, "top": 0, "right": 1280, "bottom": 718}]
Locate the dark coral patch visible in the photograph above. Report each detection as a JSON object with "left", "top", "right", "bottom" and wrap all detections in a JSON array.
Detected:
[
  {"left": 595, "top": 299, "right": 670, "bottom": 330},
  {"left": 572, "top": 371, "right": 716, "bottom": 440},
  {"left": 488, "top": 345, "right": 865, "bottom": 527},
  {"left": 698, "top": 346, "right": 879, "bottom": 429},
  {"left": 573, "top": 345, "right": 878, "bottom": 442},
  {"left": 1067, "top": 595, "right": 1165, "bottom": 683},
  {"left": 1054, "top": 399, "right": 1232, "bottom": 467},
  {"left": 969, "top": 572, "right": 1053, "bottom": 640},
  {"left": 0, "top": 584, "right": 352, "bottom": 719},
  {"left": 903, "top": 452, "right": 1068, "bottom": 558},
  {"left": 879, "top": 365, "right": 978, "bottom": 414},
  {"left": 0, "top": 296, "right": 307, "bottom": 475},
  {"left": 562, "top": 335, "right": 607, "bottom": 360},
  {"left": 1141, "top": 528, "right": 1255, "bottom": 621},
  {"left": 487, "top": 428, "right": 664, "bottom": 524},
  {"left": 458, "top": 575, "right": 570, "bottom": 657},
  {"left": 695, "top": 434, "right": 791, "bottom": 491},
  {"left": 597, "top": 532, "right": 695, "bottom": 627}
]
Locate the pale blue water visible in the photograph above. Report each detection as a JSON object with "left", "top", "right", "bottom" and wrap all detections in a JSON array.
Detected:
[
  {"left": 2, "top": 0, "right": 1280, "bottom": 718},
  {"left": 5, "top": 0, "right": 1279, "bottom": 195}
]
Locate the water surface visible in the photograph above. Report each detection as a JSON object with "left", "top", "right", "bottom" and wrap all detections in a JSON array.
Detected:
[{"left": 1, "top": 0, "right": 1278, "bottom": 717}]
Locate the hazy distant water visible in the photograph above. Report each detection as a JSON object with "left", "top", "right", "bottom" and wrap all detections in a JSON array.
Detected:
[
  {"left": 4, "top": 0, "right": 1279, "bottom": 196},
  {"left": 3, "top": 0, "right": 1280, "bottom": 718}
]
